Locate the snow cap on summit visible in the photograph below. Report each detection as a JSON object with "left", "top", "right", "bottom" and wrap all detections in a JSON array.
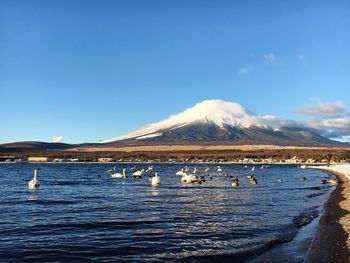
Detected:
[{"left": 103, "top": 99, "right": 297, "bottom": 142}]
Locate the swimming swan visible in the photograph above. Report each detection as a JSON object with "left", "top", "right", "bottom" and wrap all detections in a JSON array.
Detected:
[
  {"left": 133, "top": 169, "right": 145, "bottom": 178},
  {"left": 151, "top": 173, "right": 161, "bottom": 186},
  {"left": 176, "top": 168, "right": 186, "bottom": 176},
  {"left": 111, "top": 168, "right": 127, "bottom": 178},
  {"left": 28, "top": 169, "right": 40, "bottom": 190},
  {"left": 181, "top": 174, "right": 200, "bottom": 184}
]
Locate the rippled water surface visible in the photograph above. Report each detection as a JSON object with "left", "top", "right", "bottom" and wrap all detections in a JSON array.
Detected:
[{"left": 0, "top": 163, "right": 334, "bottom": 262}]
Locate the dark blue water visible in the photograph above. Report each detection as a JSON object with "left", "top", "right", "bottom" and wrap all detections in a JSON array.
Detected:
[{"left": 0, "top": 163, "right": 334, "bottom": 262}]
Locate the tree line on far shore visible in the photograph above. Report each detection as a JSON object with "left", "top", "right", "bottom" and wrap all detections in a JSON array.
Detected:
[{"left": 3, "top": 148, "right": 350, "bottom": 163}]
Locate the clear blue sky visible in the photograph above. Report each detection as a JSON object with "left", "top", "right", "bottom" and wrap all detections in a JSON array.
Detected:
[{"left": 1, "top": 0, "right": 349, "bottom": 143}]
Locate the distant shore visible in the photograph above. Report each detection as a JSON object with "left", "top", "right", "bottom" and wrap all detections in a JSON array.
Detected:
[
  {"left": 70, "top": 144, "right": 349, "bottom": 152},
  {"left": 305, "top": 165, "right": 350, "bottom": 262},
  {"left": 0, "top": 161, "right": 345, "bottom": 166},
  {"left": 1, "top": 143, "right": 349, "bottom": 164}
]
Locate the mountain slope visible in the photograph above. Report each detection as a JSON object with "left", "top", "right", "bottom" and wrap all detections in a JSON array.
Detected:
[
  {"left": 0, "top": 141, "right": 73, "bottom": 152},
  {"left": 102, "top": 100, "right": 341, "bottom": 146}
]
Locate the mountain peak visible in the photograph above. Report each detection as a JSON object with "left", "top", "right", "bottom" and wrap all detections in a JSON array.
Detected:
[
  {"left": 181, "top": 99, "right": 254, "bottom": 127},
  {"left": 103, "top": 99, "right": 303, "bottom": 142}
]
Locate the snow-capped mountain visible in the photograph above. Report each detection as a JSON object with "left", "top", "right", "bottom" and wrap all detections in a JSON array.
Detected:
[{"left": 102, "top": 100, "right": 340, "bottom": 146}]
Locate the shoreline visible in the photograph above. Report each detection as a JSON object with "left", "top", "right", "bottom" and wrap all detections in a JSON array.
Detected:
[
  {"left": 0, "top": 161, "right": 341, "bottom": 165},
  {"left": 304, "top": 167, "right": 350, "bottom": 262}
]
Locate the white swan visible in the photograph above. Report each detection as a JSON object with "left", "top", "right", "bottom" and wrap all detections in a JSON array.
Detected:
[
  {"left": 251, "top": 166, "right": 255, "bottom": 171},
  {"left": 176, "top": 168, "right": 186, "bottom": 176},
  {"left": 217, "top": 166, "right": 222, "bottom": 172},
  {"left": 28, "top": 169, "right": 40, "bottom": 190},
  {"left": 181, "top": 174, "right": 198, "bottom": 184},
  {"left": 204, "top": 167, "right": 210, "bottom": 173},
  {"left": 193, "top": 167, "right": 197, "bottom": 174},
  {"left": 111, "top": 168, "right": 127, "bottom": 178},
  {"left": 151, "top": 173, "right": 161, "bottom": 186},
  {"left": 133, "top": 169, "right": 145, "bottom": 178}
]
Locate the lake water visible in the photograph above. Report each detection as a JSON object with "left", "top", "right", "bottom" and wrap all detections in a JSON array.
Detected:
[{"left": 0, "top": 163, "right": 335, "bottom": 262}]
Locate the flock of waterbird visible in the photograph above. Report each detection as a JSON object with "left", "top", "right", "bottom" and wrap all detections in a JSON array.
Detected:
[
  {"left": 108, "top": 165, "right": 262, "bottom": 187},
  {"left": 27, "top": 164, "right": 337, "bottom": 190}
]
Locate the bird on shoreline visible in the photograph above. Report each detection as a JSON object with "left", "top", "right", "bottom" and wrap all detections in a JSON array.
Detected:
[{"left": 28, "top": 169, "right": 40, "bottom": 190}]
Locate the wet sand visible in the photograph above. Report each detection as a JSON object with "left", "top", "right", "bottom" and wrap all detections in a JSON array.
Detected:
[{"left": 304, "top": 168, "right": 350, "bottom": 262}]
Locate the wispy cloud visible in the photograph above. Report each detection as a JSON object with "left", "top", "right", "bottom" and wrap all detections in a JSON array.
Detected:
[
  {"left": 307, "top": 117, "right": 350, "bottom": 140},
  {"left": 52, "top": 135, "right": 63, "bottom": 143},
  {"left": 295, "top": 101, "right": 348, "bottom": 118},
  {"left": 264, "top": 52, "right": 277, "bottom": 63},
  {"left": 239, "top": 64, "right": 254, "bottom": 74},
  {"left": 295, "top": 101, "right": 350, "bottom": 142}
]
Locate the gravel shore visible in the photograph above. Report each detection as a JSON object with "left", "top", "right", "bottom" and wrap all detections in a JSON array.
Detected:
[{"left": 304, "top": 167, "right": 350, "bottom": 262}]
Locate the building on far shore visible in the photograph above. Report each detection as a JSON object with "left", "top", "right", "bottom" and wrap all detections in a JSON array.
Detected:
[
  {"left": 0, "top": 156, "right": 16, "bottom": 162},
  {"left": 28, "top": 157, "right": 49, "bottom": 162},
  {"left": 285, "top": 156, "right": 302, "bottom": 164},
  {"left": 98, "top": 157, "right": 113, "bottom": 163}
]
